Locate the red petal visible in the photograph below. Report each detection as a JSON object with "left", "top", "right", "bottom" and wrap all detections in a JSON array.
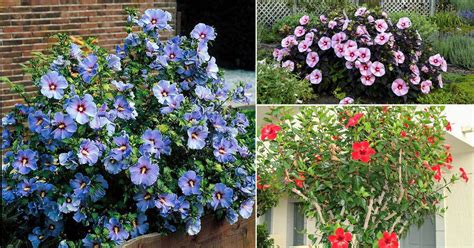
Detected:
[
  {"left": 335, "top": 227, "right": 344, "bottom": 236},
  {"left": 344, "top": 232, "right": 352, "bottom": 241},
  {"left": 352, "top": 151, "right": 361, "bottom": 160},
  {"left": 328, "top": 235, "right": 337, "bottom": 243},
  {"left": 361, "top": 155, "right": 370, "bottom": 163}
]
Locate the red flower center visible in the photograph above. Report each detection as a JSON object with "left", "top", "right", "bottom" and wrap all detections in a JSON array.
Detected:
[
  {"left": 49, "top": 83, "right": 56, "bottom": 90},
  {"left": 77, "top": 104, "right": 85, "bottom": 113}
]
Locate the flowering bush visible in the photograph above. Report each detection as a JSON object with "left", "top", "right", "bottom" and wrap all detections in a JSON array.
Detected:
[
  {"left": 1, "top": 8, "right": 255, "bottom": 247},
  {"left": 273, "top": 7, "right": 448, "bottom": 103},
  {"left": 257, "top": 106, "right": 469, "bottom": 247}
]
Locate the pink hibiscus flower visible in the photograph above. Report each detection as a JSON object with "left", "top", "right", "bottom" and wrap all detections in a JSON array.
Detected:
[
  {"left": 355, "top": 7, "right": 367, "bottom": 17},
  {"left": 298, "top": 40, "right": 311, "bottom": 53},
  {"left": 374, "top": 19, "right": 388, "bottom": 32},
  {"left": 429, "top": 54, "right": 443, "bottom": 67},
  {"left": 334, "top": 43, "right": 346, "bottom": 58},
  {"left": 331, "top": 32, "right": 347, "bottom": 46},
  {"left": 320, "top": 15, "right": 327, "bottom": 23},
  {"left": 393, "top": 50, "right": 405, "bottom": 64},
  {"left": 309, "top": 69, "right": 323, "bottom": 84},
  {"left": 359, "top": 62, "right": 372, "bottom": 76},
  {"left": 367, "top": 15, "right": 375, "bottom": 23},
  {"left": 370, "top": 61, "right": 386, "bottom": 77},
  {"left": 344, "top": 40, "right": 358, "bottom": 50},
  {"left": 355, "top": 25, "right": 368, "bottom": 36},
  {"left": 294, "top": 26, "right": 306, "bottom": 37},
  {"left": 305, "top": 32, "right": 314, "bottom": 43},
  {"left": 374, "top": 33, "right": 391, "bottom": 45},
  {"left": 306, "top": 52, "right": 319, "bottom": 68},
  {"left": 299, "top": 15, "right": 310, "bottom": 25},
  {"left": 397, "top": 17, "right": 411, "bottom": 29},
  {"left": 358, "top": 48, "right": 371, "bottom": 63},
  {"left": 361, "top": 74, "right": 376, "bottom": 86},
  {"left": 409, "top": 74, "right": 420, "bottom": 85},
  {"left": 328, "top": 20, "right": 337, "bottom": 29},
  {"left": 339, "top": 97, "right": 354, "bottom": 105},
  {"left": 410, "top": 64, "right": 420, "bottom": 75},
  {"left": 420, "top": 80, "right": 432, "bottom": 94},
  {"left": 281, "top": 35, "right": 297, "bottom": 48},
  {"left": 282, "top": 60, "right": 295, "bottom": 72},
  {"left": 344, "top": 47, "right": 359, "bottom": 62},
  {"left": 318, "top": 36, "right": 332, "bottom": 50},
  {"left": 391, "top": 79, "right": 409, "bottom": 96},
  {"left": 345, "top": 61, "right": 355, "bottom": 69}
]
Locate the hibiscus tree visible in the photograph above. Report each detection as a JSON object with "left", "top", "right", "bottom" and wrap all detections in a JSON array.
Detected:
[{"left": 257, "top": 106, "right": 469, "bottom": 247}]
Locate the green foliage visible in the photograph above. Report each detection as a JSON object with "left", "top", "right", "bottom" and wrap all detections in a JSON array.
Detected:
[
  {"left": 257, "top": 224, "right": 275, "bottom": 248},
  {"left": 272, "top": 13, "right": 319, "bottom": 37},
  {"left": 429, "top": 11, "right": 465, "bottom": 32},
  {"left": 257, "top": 106, "right": 465, "bottom": 246},
  {"left": 450, "top": 0, "right": 474, "bottom": 10},
  {"left": 417, "top": 73, "right": 474, "bottom": 104},
  {"left": 258, "top": 24, "right": 281, "bottom": 44},
  {"left": 257, "top": 63, "right": 314, "bottom": 104},
  {"left": 389, "top": 11, "right": 439, "bottom": 42},
  {"left": 432, "top": 34, "right": 474, "bottom": 69}
]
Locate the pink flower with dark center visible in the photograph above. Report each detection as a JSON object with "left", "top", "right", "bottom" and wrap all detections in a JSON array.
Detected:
[
  {"left": 328, "top": 20, "right": 337, "bottom": 29},
  {"left": 375, "top": 33, "right": 391, "bottom": 45},
  {"left": 294, "top": 26, "right": 306, "bottom": 37},
  {"left": 361, "top": 74, "right": 376, "bottom": 86},
  {"left": 409, "top": 74, "right": 420, "bottom": 85},
  {"left": 391, "top": 79, "right": 409, "bottom": 96},
  {"left": 305, "top": 32, "right": 314, "bottom": 42},
  {"left": 334, "top": 44, "right": 345, "bottom": 58},
  {"left": 339, "top": 97, "right": 354, "bottom": 105},
  {"left": 318, "top": 36, "right": 332, "bottom": 50},
  {"left": 306, "top": 52, "right": 319, "bottom": 68},
  {"left": 355, "top": 7, "right": 367, "bottom": 17},
  {"left": 344, "top": 47, "right": 359, "bottom": 62},
  {"left": 420, "top": 80, "right": 432, "bottom": 94},
  {"left": 393, "top": 50, "right": 405, "bottom": 64},
  {"left": 331, "top": 32, "right": 347, "bottom": 46},
  {"left": 374, "top": 19, "right": 388, "bottom": 32},
  {"left": 358, "top": 48, "right": 371, "bottom": 63},
  {"left": 344, "top": 40, "right": 358, "bottom": 50},
  {"left": 429, "top": 54, "right": 443, "bottom": 67},
  {"left": 298, "top": 40, "right": 312, "bottom": 52},
  {"left": 299, "top": 15, "right": 310, "bottom": 25},
  {"left": 359, "top": 62, "right": 372, "bottom": 76},
  {"left": 309, "top": 69, "right": 323, "bottom": 84},
  {"left": 273, "top": 48, "right": 284, "bottom": 62},
  {"left": 355, "top": 25, "right": 368, "bottom": 36},
  {"left": 282, "top": 60, "right": 295, "bottom": 72},
  {"left": 320, "top": 15, "right": 327, "bottom": 23},
  {"left": 410, "top": 64, "right": 420, "bottom": 75},
  {"left": 421, "top": 66, "right": 429, "bottom": 73},
  {"left": 345, "top": 61, "right": 355, "bottom": 69},
  {"left": 397, "top": 17, "right": 411, "bottom": 29},
  {"left": 281, "top": 35, "right": 297, "bottom": 48},
  {"left": 370, "top": 61, "right": 385, "bottom": 77}
]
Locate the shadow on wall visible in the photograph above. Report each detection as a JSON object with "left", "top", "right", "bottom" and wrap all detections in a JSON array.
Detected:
[{"left": 177, "top": 0, "right": 255, "bottom": 70}]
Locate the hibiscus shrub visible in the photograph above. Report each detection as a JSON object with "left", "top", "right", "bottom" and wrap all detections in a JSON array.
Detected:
[
  {"left": 257, "top": 106, "right": 469, "bottom": 247},
  {"left": 273, "top": 6, "right": 448, "bottom": 103},
  {"left": 1, "top": 8, "right": 255, "bottom": 247}
]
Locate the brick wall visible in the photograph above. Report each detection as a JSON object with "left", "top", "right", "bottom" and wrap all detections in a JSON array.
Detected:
[{"left": 0, "top": 0, "right": 177, "bottom": 115}]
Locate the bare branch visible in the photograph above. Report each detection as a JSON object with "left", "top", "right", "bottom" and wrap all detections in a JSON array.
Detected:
[
  {"left": 291, "top": 188, "right": 326, "bottom": 224},
  {"left": 363, "top": 197, "right": 374, "bottom": 230}
]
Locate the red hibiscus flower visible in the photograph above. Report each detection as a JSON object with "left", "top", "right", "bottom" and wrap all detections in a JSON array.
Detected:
[
  {"left": 294, "top": 172, "right": 305, "bottom": 188},
  {"left": 446, "top": 121, "right": 452, "bottom": 132},
  {"left": 445, "top": 153, "right": 452, "bottom": 163},
  {"left": 460, "top": 168, "right": 469, "bottom": 182},
  {"left": 328, "top": 227, "right": 352, "bottom": 248},
  {"left": 260, "top": 124, "right": 281, "bottom": 141},
  {"left": 403, "top": 123, "right": 409, "bottom": 128},
  {"left": 345, "top": 113, "right": 364, "bottom": 128},
  {"left": 256, "top": 176, "right": 270, "bottom": 191},
  {"left": 431, "top": 164, "right": 442, "bottom": 182},
  {"left": 351, "top": 141, "right": 376, "bottom": 163},
  {"left": 427, "top": 136, "right": 435, "bottom": 144},
  {"left": 400, "top": 131, "right": 406, "bottom": 137},
  {"left": 378, "top": 231, "right": 399, "bottom": 248}
]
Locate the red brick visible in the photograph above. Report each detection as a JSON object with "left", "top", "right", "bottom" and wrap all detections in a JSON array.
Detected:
[{"left": 0, "top": 0, "right": 176, "bottom": 111}]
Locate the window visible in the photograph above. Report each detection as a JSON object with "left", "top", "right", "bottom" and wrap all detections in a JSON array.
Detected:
[
  {"left": 293, "top": 203, "right": 305, "bottom": 246},
  {"left": 263, "top": 209, "right": 272, "bottom": 233}
]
